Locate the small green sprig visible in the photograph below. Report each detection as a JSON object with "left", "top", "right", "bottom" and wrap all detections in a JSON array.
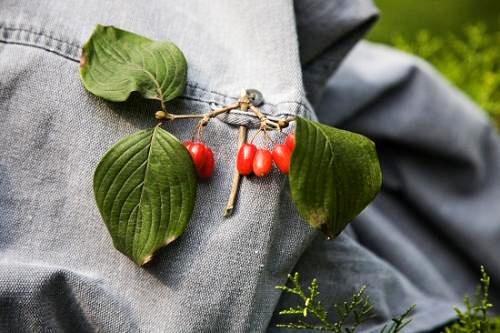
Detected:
[
  {"left": 380, "top": 305, "right": 416, "bottom": 333},
  {"left": 443, "top": 266, "right": 499, "bottom": 333},
  {"left": 275, "top": 273, "right": 414, "bottom": 332}
]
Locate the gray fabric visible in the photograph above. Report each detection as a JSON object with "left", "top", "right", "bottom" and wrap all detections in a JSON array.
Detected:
[
  {"left": 0, "top": 1, "right": 499, "bottom": 333},
  {"left": 271, "top": 41, "right": 500, "bottom": 332}
]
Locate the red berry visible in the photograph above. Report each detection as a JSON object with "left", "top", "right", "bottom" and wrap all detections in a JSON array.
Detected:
[
  {"left": 285, "top": 133, "right": 295, "bottom": 151},
  {"left": 198, "top": 147, "right": 214, "bottom": 178},
  {"left": 183, "top": 141, "right": 193, "bottom": 150},
  {"left": 187, "top": 143, "right": 206, "bottom": 172},
  {"left": 272, "top": 144, "right": 291, "bottom": 174},
  {"left": 237, "top": 144, "right": 257, "bottom": 175},
  {"left": 253, "top": 149, "right": 273, "bottom": 177}
]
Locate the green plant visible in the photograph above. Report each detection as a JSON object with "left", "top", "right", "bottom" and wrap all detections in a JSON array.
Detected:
[
  {"left": 367, "top": 0, "right": 500, "bottom": 44},
  {"left": 443, "top": 266, "right": 500, "bottom": 333},
  {"left": 275, "top": 272, "right": 415, "bottom": 332},
  {"left": 288, "top": 118, "right": 381, "bottom": 239},
  {"left": 275, "top": 268, "right": 500, "bottom": 332},
  {"left": 391, "top": 24, "right": 500, "bottom": 125},
  {"left": 80, "top": 25, "right": 382, "bottom": 265}
]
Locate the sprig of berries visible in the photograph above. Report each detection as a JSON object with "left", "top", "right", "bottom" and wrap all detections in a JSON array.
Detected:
[
  {"left": 156, "top": 90, "right": 296, "bottom": 215},
  {"left": 182, "top": 126, "right": 295, "bottom": 181},
  {"left": 154, "top": 88, "right": 298, "bottom": 220},
  {"left": 236, "top": 132, "right": 295, "bottom": 177},
  {"left": 83, "top": 25, "right": 382, "bottom": 265},
  {"left": 177, "top": 91, "right": 296, "bottom": 180}
]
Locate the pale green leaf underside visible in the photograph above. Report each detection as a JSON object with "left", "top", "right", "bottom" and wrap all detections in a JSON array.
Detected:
[
  {"left": 289, "top": 117, "right": 382, "bottom": 238},
  {"left": 94, "top": 127, "right": 197, "bottom": 265},
  {"left": 80, "top": 25, "right": 187, "bottom": 102}
]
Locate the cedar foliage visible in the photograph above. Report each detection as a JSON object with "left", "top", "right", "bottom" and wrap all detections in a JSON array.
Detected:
[{"left": 275, "top": 267, "right": 500, "bottom": 332}]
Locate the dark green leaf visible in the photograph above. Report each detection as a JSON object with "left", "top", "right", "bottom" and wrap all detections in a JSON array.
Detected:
[
  {"left": 94, "top": 127, "right": 197, "bottom": 265},
  {"left": 289, "top": 117, "right": 382, "bottom": 238},
  {"left": 80, "top": 25, "right": 187, "bottom": 103}
]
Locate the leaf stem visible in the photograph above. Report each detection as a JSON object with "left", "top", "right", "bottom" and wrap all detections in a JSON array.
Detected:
[{"left": 156, "top": 87, "right": 167, "bottom": 113}]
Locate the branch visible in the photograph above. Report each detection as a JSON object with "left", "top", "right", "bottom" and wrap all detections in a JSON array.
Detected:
[
  {"left": 170, "top": 102, "right": 240, "bottom": 121},
  {"left": 155, "top": 98, "right": 295, "bottom": 130}
]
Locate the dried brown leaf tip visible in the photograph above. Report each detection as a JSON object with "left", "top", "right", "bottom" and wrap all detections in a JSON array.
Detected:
[{"left": 79, "top": 52, "right": 87, "bottom": 69}]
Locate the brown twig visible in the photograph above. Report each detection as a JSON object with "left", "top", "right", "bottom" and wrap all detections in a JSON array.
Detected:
[
  {"left": 224, "top": 90, "right": 250, "bottom": 217},
  {"left": 224, "top": 125, "right": 247, "bottom": 217},
  {"left": 164, "top": 102, "right": 240, "bottom": 121},
  {"left": 155, "top": 89, "right": 296, "bottom": 217}
]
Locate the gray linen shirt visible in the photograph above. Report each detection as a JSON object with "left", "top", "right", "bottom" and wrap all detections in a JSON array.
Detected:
[{"left": 1, "top": 0, "right": 499, "bottom": 332}]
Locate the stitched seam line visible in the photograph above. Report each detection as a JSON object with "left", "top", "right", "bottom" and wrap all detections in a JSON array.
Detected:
[
  {"left": 0, "top": 25, "right": 81, "bottom": 49},
  {"left": 0, "top": 24, "right": 81, "bottom": 58},
  {"left": 0, "top": 24, "right": 313, "bottom": 117}
]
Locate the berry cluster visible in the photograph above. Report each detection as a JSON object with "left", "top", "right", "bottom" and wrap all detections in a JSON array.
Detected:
[
  {"left": 183, "top": 133, "right": 295, "bottom": 179},
  {"left": 237, "top": 132, "right": 295, "bottom": 177},
  {"left": 183, "top": 141, "right": 214, "bottom": 178}
]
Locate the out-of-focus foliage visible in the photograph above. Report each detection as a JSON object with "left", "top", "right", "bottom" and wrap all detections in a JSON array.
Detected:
[
  {"left": 367, "top": 1, "right": 500, "bottom": 126},
  {"left": 391, "top": 24, "right": 500, "bottom": 125},
  {"left": 367, "top": 0, "right": 500, "bottom": 44}
]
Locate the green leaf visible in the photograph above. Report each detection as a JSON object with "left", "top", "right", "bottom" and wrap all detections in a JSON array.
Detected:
[
  {"left": 93, "top": 127, "right": 197, "bottom": 265},
  {"left": 289, "top": 117, "right": 382, "bottom": 238},
  {"left": 80, "top": 25, "right": 187, "bottom": 103}
]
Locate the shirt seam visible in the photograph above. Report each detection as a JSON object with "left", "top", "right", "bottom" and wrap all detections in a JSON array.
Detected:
[{"left": 0, "top": 23, "right": 314, "bottom": 118}]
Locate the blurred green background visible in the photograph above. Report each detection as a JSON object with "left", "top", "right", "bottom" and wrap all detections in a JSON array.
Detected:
[
  {"left": 367, "top": 0, "right": 500, "bottom": 43},
  {"left": 364, "top": 0, "right": 500, "bottom": 125}
]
